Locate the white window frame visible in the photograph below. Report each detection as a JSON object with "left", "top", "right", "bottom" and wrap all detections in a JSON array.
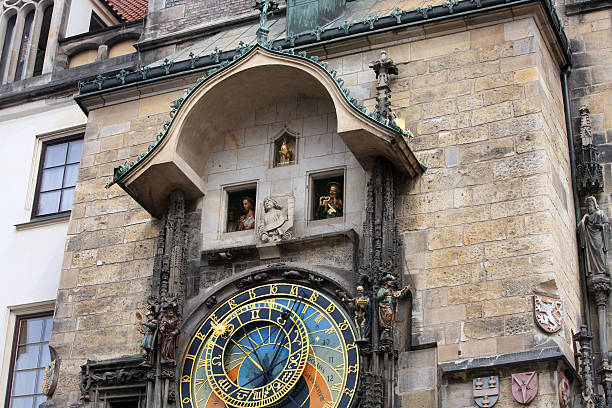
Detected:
[
  {"left": 0, "top": 300, "right": 55, "bottom": 408},
  {"left": 23, "top": 124, "right": 86, "bottom": 223}
]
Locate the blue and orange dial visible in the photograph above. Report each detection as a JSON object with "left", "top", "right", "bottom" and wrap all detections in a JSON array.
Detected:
[{"left": 180, "top": 283, "right": 360, "bottom": 408}]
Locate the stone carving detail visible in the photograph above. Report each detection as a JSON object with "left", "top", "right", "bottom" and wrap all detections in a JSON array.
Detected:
[
  {"left": 359, "top": 372, "right": 384, "bottom": 408},
  {"left": 369, "top": 51, "right": 398, "bottom": 120},
  {"left": 576, "top": 106, "right": 604, "bottom": 196},
  {"left": 574, "top": 326, "right": 597, "bottom": 408},
  {"left": 80, "top": 357, "right": 147, "bottom": 399},
  {"left": 511, "top": 372, "right": 538, "bottom": 405},
  {"left": 473, "top": 376, "right": 499, "bottom": 407},
  {"left": 578, "top": 196, "right": 610, "bottom": 276},
  {"left": 533, "top": 295, "right": 564, "bottom": 333},
  {"left": 257, "top": 196, "right": 294, "bottom": 242}
]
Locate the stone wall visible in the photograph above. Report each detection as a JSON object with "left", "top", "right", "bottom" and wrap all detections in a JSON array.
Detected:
[
  {"left": 318, "top": 14, "right": 576, "bottom": 367},
  {"left": 561, "top": 5, "right": 612, "bottom": 353},
  {"left": 49, "top": 10, "right": 578, "bottom": 408},
  {"left": 144, "top": 0, "right": 255, "bottom": 41},
  {"left": 307, "top": 15, "right": 575, "bottom": 406},
  {"left": 49, "top": 91, "right": 183, "bottom": 406}
]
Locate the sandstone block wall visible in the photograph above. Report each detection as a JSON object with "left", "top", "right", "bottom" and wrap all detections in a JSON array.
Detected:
[
  {"left": 319, "top": 16, "right": 576, "bottom": 371},
  {"left": 49, "top": 11, "right": 578, "bottom": 408},
  {"left": 561, "top": 5, "right": 612, "bottom": 353},
  {"left": 145, "top": 0, "right": 255, "bottom": 41},
  {"left": 49, "top": 91, "right": 185, "bottom": 406}
]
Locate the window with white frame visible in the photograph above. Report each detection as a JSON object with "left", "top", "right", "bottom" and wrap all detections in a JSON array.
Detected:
[
  {"left": 32, "top": 134, "right": 83, "bottom": 218},
  {"left": 5, "top": 313, "right": 53, "bottom": 408}
]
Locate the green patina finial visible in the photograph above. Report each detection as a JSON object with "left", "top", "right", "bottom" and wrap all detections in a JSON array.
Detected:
[{"left": 253, "top": 1, "right": 279, "bottom": 45}]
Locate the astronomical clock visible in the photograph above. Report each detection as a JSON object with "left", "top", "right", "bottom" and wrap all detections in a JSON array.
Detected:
[{"left": 179, "top": 283, "right": 359, "bottom": 408}]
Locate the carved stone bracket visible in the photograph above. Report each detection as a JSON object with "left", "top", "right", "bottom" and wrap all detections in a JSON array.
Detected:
[{"left": 80, "top": 357, "right": 148, "bottom": 400}]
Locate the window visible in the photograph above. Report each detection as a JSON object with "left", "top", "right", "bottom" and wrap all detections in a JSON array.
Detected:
[
  {"left": 32, "top": 136, "right": 83, "bottom": 218},
  {"left": 6, "top": 313, "right": 53, "bottom": 408},
  {"left": 14, "top": 9, "right": 34, "bottom": 82},
  {"left": 0, "top": 14, "right": 16, "bottom": 84},
  {"left": 310, "top": 170, "right": 344, "bottom": 221},
  {"left": 32, "top": 4, "right": 53, "bottom": 77},
  {"left": 224, "top": 185, "right": 257, "bottom": 233}
]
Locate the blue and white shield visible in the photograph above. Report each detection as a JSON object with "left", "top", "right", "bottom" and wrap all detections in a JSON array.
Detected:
[{"left": 473, "top": 376, "right": 499, "bottom": 407}]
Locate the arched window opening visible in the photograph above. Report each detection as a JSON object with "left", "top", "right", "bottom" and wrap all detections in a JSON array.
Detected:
[
  {"left": 0, "top": 14, "right": 17, "bottom": 84},
  {"left": 33, "top": 4, "right": 53, "bottom": 76},
  {"left": 14, "top": 9, "right": 35, "bottom": 81}
]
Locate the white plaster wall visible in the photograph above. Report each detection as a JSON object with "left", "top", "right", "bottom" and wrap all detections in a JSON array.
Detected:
[
  {"left": 0, "top": 99, "right": 86, "bottom": 397},
  {"left": 202, "top": 96, "right": 366, "bottom": 250},
  {"left": 65, "top": 0, "right": 95, "bottom": 37}
]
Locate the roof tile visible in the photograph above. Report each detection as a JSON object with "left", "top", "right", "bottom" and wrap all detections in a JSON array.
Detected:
[{"left": 101, "top": 0, "right": 148, "bottom": 22}]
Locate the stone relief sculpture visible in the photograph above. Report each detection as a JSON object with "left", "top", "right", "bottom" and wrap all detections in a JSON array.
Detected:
[
  {"left": 258, "top": 196, "right": 294, "bottom": 242},
  {"left": 377, "top": 274, "right": 410, "bottom": 342},
  {"left": 237, "top": 197, "right": 256, "bottom": 230},
  {"left": 317, "top": 182, "right": 343, "bottom": 219},
  {"left": 578, "top": 195, "right": 609, "bottom": 276}
]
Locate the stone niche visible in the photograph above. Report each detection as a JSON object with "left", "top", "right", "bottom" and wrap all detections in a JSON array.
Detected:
[{"left": 201, "top": 95, "right": 366, "bottom": 253}]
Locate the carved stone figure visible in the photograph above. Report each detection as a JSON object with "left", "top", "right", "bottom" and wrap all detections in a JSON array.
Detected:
[
  {"left": 258, "top": 197, "right": 293, "bottom": 242},
  {"left": 376, "top": 274, "right": 410, "bottom": 342},
  {"left": 317, "top": 182, "right": 343, "bottom": 219},
  {"left": 578, "top": 196, "right": 609, "bottom": 276},
  {"left": 159, "top": 307, "right": 180, "bottom": 364},
  {"left": 237, "top": 197, "right": 256, "bottom": 231},
  {"left": 137, "top": 310, "right": 158, "bottom": 366},
  {"left": 278, "top": 138, "right": 293, "bottom": 165},
  {"left": 343, "top": 286, "right": 370, "bottom": 340}
]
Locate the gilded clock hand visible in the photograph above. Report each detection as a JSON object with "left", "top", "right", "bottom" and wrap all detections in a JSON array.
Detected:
[
  {"left": 238, "top": 322, "right": 271, "bottom": 380},
  {"left": 229, "top": 338, "right": 265, "bottom": 372},
  {"left": 260, "top": 294, "right": 303, "bottom": 346},
  {"left": 267, "top": 293, "right": 305, "bottom": 373}
]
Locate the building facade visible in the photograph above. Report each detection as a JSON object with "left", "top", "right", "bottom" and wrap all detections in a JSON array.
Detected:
[
  {"left": 0, "top": 1, "right": 145, "bottom": 407},
  {"left": 1, "top": 0, "right": 611, "bottom": 407}
]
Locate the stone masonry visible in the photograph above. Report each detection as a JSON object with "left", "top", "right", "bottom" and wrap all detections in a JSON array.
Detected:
[{"left": 49, "top": 8, "right": 579, "bottom": 408}]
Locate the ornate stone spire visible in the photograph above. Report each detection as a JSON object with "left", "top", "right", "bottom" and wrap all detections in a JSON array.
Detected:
[
  {"left": 576, "top": 106, "right": 603, "bottom": 197},
  {"left": 253, "top": 0, "right": 279, "bottom": 46},
  {"left": 368, "top": 51, "right": 398, "bottom": 120}
]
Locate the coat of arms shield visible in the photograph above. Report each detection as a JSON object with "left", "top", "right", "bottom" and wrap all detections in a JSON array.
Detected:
[
  {"left": 533, "top": 295, "right": 563, "bottom": 333},
  {"left": 473, "top": 376, "right": 499, "bottom": 407},
  {"left": 512, "top": 372, "right": 538, "bottom": 405},
  {"left": 559, "top": 373, "right": 570, "bottom": 408}
]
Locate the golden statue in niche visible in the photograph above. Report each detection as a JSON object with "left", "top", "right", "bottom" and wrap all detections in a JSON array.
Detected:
[{"left": 278, "top": 137, "right": 293, "bottom": 165}]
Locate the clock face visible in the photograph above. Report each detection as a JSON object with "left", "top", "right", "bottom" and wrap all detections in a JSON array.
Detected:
[{"left": 180, "top": 283, "right": 359, "bottom": 408}]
